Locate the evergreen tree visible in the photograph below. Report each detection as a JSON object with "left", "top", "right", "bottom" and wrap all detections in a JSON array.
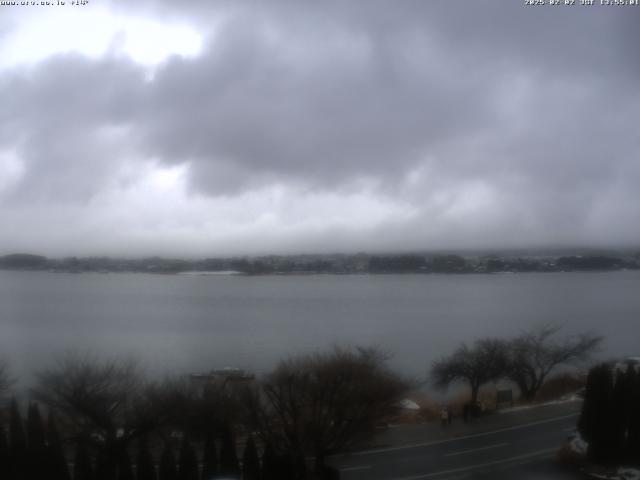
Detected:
[
  {"left": 0, "top": 425, "right": 9, "bottom": 479},
  {"left": 96, "top": 449, "right": 118, "bottom": 480},
  {"left": 260, "top": 443, "right": 280, "bottom": 480},
  {"left": 9, "top": 399, "right": 27, "bottom": 480},
  {"left": 579, "top": 363, "right": 616, "bottom": 464},
  {"left": 117, "top": 450, "right": 135, "bottom": 480},
  {"left": 241, "top": 436, "right": 260, "bottom": 480},
  {"left": 26, "top": 403, "right": 48, "bottom": 480},
  {"left": 219, "top": 427, "right": 239, "bottom": 478},
  {"left": 178, "top": 436, "right": 198, "bottom": 480},
  {"left": 200, "top": 435, "right": 217, "bottom": 480},
  {"left": 627, "top": 366, "right": 640, "bottom": 465},
  {"left": 26, "top": 403, "right": 46, "bottom": 451},
  {"left": 47, "top": 413, "right": 71, "bottom": 480},
  {"left": 611, "top": 369, "right": 628, "bottom": 464},
  {"left": 74, "top": 442, "right": 95, "bottom": 480},
  {"left": 136, "top": 437, "right": 157, "bottom": 480},
  {"left": 159, "top": 445, "right": 178, "bottom": 480}
]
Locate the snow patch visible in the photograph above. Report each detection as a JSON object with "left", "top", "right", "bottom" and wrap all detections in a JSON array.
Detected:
[
  {"left": 586, "top": 467, "right": 640, "bottom": 480},
  {"left": 397, "top": 399, "right": 421, "bottom": 411},
  {"left": 497, "top": 395, "right": 581, "bottom": 414},
  {"left": 618, "top": 469, "right": 640, "bottom": 480},
  {"left": 568, "top": 432, "right": 588, "bottom": 456}
]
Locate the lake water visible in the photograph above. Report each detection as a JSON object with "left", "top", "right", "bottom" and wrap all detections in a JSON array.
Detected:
[{"left": 0, "top": 270, "right": 638, "bottom": 385}]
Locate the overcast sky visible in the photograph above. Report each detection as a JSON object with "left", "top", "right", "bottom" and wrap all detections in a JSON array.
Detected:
[{"left": 0, "top": 0, "right": 638, "bottom": 257}]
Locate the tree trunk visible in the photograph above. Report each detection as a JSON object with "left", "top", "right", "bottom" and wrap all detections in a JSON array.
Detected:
[
  {"left": 314, "top": 452, "right": 325, "bottom": 471},
  {"left": 519, "top": 385, "right": 535, "bottom": 401},
  {"left": 470, "top": 383, "right": 480, "bottom": 404}
]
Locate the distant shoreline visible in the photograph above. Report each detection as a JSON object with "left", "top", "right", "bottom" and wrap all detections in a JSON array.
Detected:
[{"left": 1, "top": 251, "right": 638, "bottom": 276}]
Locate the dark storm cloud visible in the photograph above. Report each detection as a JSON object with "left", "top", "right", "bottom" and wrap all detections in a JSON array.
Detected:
[
  {"left": 1, "top": 0, "right": 639, "bottom": 252},
  {"left": 0, "top": 55, "right": 146, "bottom": 202},
  {"left": 132, "top": 0, "right": 640, "bottom": 214}
]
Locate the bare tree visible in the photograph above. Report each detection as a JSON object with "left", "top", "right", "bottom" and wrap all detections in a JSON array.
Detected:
[
  {"left": 507, "top": 324, "right": 602, "bottom": 401},
  {"left": 141, "top": 375, "right": 244, "bottom": 440},
  {"left": 431, "top": 338, "right": 509, "bottom": 404},
  {"left": 31, "top": 352, "right": 162, "bottom": 460},
  {"left": 0, "top": 359, "right": 13, "bottom": 402},
  {"left": 244, "top": 346, "right": 409, "bottom": 476}
]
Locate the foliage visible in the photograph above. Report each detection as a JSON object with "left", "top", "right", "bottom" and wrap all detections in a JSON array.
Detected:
[
  {"left": 159, "top": 445, "right": 178, "bottom": 480},
  {"left": 626, "top": 366, "right": 640, "bottom": 463},
  {"left": 136, "top": 437, "right": 157, "bottom": 480},
  {"left": 27, "top": 403, "right": 48, "bottom": 479},
  {"left": 142, "top": 376, "right": 243, "bottom": 441},
  {"left": 178, "top": 436, "right": 198, "bottom": 480},
  {"left": 9, "top": 399, "right": 27, "bottom": 480},
  {"left": 0, "top": 360, "right": 13, "bottom": 403},
  {"left": 32, "top": 353, "right": 144, "bottom": 441},
  {"left": 579, "top": 361, "right": 640, "bottom": 465},
  {"left": 241, "top": 435, "right": 261, "bottom": 480},
  {"left": 48, "top": 413, "right": 72, "bottom": 480},
  {"left": 368, "top": 255, "right": 427, "bottom": 273},
  {"left": 200, "top": 434, "right": 218, "bottom": 480},
  {"left": 117, "top": 450, "right": 134, "bottom": 480},
  {"left": 432, "top": 327, "right": 602, "bottom": 404},
  {"left": 73, "top": 442, "right": 95, "bottom": 480},
  {"left": 245, "top": 346, "right": 409, "bottom": 475},
  {"left": 0, "top": 425, "right": 9, "bottom": 480},
  {"left": 431, "top": 338, "right": 509, "bottom": 403},
  {"left": 261, "top": 442, "right": 292, "bottom": 480},
  {"left": 507, "top": 324, "right": 602, "bottom": 400},
  {"left": 219, "top": 426, "right": 240, "bottom": 477}
]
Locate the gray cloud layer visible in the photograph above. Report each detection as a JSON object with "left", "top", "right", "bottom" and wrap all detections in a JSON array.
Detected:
[{"left": 0, "top": 1, "right": 638, "bottom": 255}]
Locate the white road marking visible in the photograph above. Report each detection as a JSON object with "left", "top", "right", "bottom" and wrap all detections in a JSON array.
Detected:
[
  {"left": 391, "top": 448, "right": 556, "bottom": 479},
  {"left": 443, "top": 442, "right": 508, "bottom": 457},
  {"left": 340, "top": 465, "right": 371, "bottom": 472},
  {"left": 340, "top": 412, "right": 579, "bottom": 457}
]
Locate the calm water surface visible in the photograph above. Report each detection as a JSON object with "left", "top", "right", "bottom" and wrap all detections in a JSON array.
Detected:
[{"left": 0, "top": 270, "right": 638, "bottom": 383}]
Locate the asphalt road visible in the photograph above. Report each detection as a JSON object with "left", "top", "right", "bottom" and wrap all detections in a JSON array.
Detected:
[{"left": 330, "top": 412, "right": 586, "bottom": 480}]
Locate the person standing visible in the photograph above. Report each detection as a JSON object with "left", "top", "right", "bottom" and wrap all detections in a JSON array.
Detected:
[{"left": 441, "top": 407, "right": 449, "bottom": 427}]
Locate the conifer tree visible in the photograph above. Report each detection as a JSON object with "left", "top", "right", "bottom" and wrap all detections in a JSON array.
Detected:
[
  {"left": 219, "top": 427, "right": 239, "bottom": 478},
  {"left": 200, "top": 434, "right": 217, "bottom": 480},
  {"left": 47, "top": 413, "right": 71, "bottom": 480},
  {"left": 136, "top": 437, "right": 157, "bottom": 480},
  {"left": 96, "top": 449, "right": 118, "bottom": 480},
  {"left": 74, "top": 442, "right": 95, "bottom": 480},
  {"left": 611, "top": 369, "right": 628, "bottom": 463},
  {"left": 0, "top": 425, "right": 9, "bottom": 479},
  {"left": 241, "top": 436, "right": 260, "bottom": 480},
  {"left": 159, "top": 445, "right": 178, "bottom": 480},
  {"left": 260, "top": 443, "right": 278, "bottom": 480},
  {"left": 178, "top": 436, "right": 198, "bottom": 480},
  {"left": 26, "top": 403, "right": 46, "bottom": 451},
  {"left": 27, "top": 403, "right": 48, "bottom": 480},
  {"left": 117, "top": 450, "right": 135, "bottom": 480},
  {"left": 9, "top": 399, "right": 27, "bottom": 480},
  {"left": 580, "top": 363, "right": 616, "bottom": 464},
  {"left": 627, "top": 366, "right": 640, "bottom": 465}
]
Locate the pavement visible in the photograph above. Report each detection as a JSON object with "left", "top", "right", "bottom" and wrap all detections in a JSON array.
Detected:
[{"left": 329, "top": 400, "right": 588, "bottom": 480}]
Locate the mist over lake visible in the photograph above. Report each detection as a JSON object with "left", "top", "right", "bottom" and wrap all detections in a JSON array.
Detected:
[{"left": 1, "top": 270, "right": 637, "bottom": 386}]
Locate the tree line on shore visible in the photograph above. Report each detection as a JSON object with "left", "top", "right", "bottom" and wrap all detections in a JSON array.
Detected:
[
  {"left": 1, "top": 251, "right": 638, "bottom": 275},
  {"left": 0, "top": 347, "right": 406, "bottom": 480}
]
